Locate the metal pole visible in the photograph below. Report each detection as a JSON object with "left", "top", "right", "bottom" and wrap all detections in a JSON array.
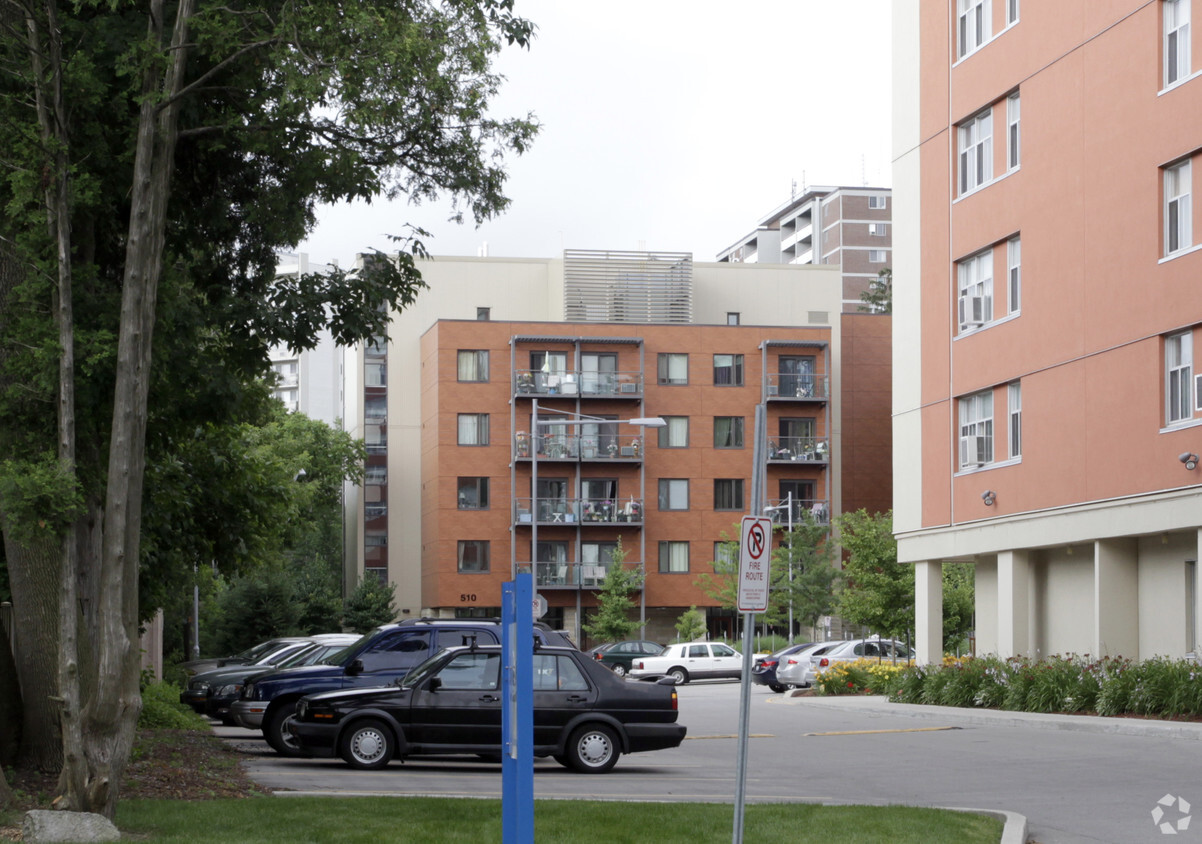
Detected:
[
  {"left": 192, "top": 563, "right": 200, "bottom": 659},
  {"left": 530, "top": 399, "right": 539, "bottom": 594},
  {"left": 786, "top": 491, "right": 793, "bottom": 645}
]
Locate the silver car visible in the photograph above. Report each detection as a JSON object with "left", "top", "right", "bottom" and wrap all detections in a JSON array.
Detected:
[{"left": 773, "top": 640, "right": 849, "bottom": 688}]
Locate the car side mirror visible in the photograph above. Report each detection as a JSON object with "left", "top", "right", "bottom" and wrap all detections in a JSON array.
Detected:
[
  {"left": 346, "top": 659, "right": 364, "bottom": 676},
  {"left": 427, "top": 677, "right": 442, "bottom": 692}
]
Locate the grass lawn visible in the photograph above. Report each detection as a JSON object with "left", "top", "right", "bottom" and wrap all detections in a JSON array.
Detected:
[{"left": 115, "top": 795, "right": 1003, "bottom": 843}]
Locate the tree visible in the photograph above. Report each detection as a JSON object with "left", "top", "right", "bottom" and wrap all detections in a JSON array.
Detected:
[
  {"left": 834, "top": 510, "right": 913, "bottom": 642},
  {"left": 581, "top": 540, "right": 643, "bottom": 644},
  {"left": 342, "top": 577, "right": 397, "bottom": 635},
  {"left": 772, "top": 513, "right": 840, "bottom": 636},
  {"left": 210, "top": 571, "right": 301, "bottom": 656},
  {"left": 942, "top": 563, "right": 975, "bottom": 654},
  {"left": 675, "top": 606, "right": 707, "bottom": 643},
  {"left": 0, "top": 0, "right": 538, "bottom": 816},
  {"left": 695, "top": 524, "right": 808, "bottom": 629},
  {"left": 858, "top": 267, "right": 892, "bottom": 314}
]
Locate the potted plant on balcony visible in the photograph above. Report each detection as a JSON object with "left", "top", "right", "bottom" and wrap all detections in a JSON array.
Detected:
[
  {"left": 515, "top": 431, "right": 530, "bottom": 458},
  {"left": 516, "top": 372, "right": 533, "bottom": 393},
  {"left": 631, "top": 437, "right": 641, "bottom": 458}
]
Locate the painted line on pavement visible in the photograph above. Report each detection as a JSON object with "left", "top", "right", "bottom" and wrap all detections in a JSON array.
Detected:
[
  {"left": 804, "top": 726, "right": 961, "bottom": 737},
  {"left": 684, "top": 733, "right": 774, "bottom": 740}
]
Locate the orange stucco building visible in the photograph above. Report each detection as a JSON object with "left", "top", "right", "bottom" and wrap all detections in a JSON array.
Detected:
[{"left": 894, "top": 1, "right": 1202, "bottom": 662}]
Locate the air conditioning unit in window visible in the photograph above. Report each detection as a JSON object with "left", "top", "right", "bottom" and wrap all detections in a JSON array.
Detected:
[
  {"left": 960, "top": 435, "right": 986, "bottom": 468},
  {"left": 958, "top": 295, "right": 986, "bottom": 328}
]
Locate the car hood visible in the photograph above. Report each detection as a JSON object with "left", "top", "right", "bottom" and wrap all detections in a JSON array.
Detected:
[
  {"left": 305, "top": 684, "right": 407, "bottom": 706},
  {"left": 250, "top": 663, "right": 345, "bottom": 686}
]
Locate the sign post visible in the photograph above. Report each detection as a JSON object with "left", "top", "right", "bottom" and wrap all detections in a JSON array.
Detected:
[
  {"left": 501, "top": 574, "right": 534, "bottom": 843},
  {"left": 732, "top": 515, "right": 772, "bottom": 843}
]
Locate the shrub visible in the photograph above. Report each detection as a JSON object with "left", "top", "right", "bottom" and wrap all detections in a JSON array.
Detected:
[{"left": 139, "top": 682, "right": 210, "bottom": 730}]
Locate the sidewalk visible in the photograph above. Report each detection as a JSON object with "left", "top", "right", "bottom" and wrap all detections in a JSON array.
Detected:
[{"left": 782, "top": 692, "right": 1202, "bottom": 741}]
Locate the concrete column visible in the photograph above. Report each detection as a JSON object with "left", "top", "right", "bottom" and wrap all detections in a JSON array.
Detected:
[
  {"left": 973, "top": 557, "right": 998, "bottom": 655},
  {"left": 914, "top": 560, "right": 943, "bottom": 664},
  {"left": 997, "top": 550, "right": 1031, "bottom": 658},
  {"left": 1094, "top": 538, "right": 1138, "bottom": 658}
]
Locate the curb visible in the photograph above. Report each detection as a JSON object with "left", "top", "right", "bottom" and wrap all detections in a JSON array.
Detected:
[
  {"left": 946, "top": 807, "right": 1028, "bottom": 844},
  {"left": 782, "top": 692, "right": 1202, "bottom": 741}
]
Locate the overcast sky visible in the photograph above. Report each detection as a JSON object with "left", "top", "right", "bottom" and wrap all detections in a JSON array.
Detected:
[{"left": 297, "top": 1, "right": 892, "bottom": 265}]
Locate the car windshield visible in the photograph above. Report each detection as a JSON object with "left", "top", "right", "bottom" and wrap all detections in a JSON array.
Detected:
[
  {"left": 333, "top": 633, "right": 372, "bottom": 665},
  {"left": 313, "top": 644, "right": 357, "bottom": 665},
  {"left": 233, "top": 640, "right": 280, "bottom": 661},
  {"left": 274, "top": 644, "right": 319, "bottom": 668},
  {"left": 399, "top": 648, "right": 456, "bottom": 689}
]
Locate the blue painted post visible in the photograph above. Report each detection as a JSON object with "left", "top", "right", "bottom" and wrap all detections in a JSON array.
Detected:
[{"left": 501, "top": 573, "right": 534, "bottom": 843}]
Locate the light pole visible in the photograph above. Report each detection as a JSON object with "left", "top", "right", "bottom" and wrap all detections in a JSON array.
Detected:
[
  {"left": 527, "top": 399, "right": 664, "bottom": 644},
  {"left": 763, "top": 491, "right": 794, "bottom": 644}
]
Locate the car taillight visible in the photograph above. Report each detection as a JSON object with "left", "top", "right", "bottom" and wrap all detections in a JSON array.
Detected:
[
  {"left": 671, "top": 690, "right": 678, "bottom": 711},
  {"left": 819, "top": 657, "right": 829, "bottom": 667},
  {"left": 786, "top": 658, "right": 798, "bottom": 665},
  {"left": 635, "top": 661, "right": 643, "bottom": 669}
]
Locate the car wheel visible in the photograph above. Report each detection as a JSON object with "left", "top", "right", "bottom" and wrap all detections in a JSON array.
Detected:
[
  {"left": 611, "top": 663, "right": 627, "bottom": 677},
  {"left": 566, "top": 724, "right": 620, "bottom": 774},
  {"left": 769, "top": 683, "right": 786, "bottom": 693},
  {"left": 667, "top": 667, "right": 688, "bottom": 685},
  {"left": 339, "top": 718, "right": 394, "bottom": 770},
  {"left": 264, "top": 702, "right": 304, "bottom": 757},
  {"left": 553, "top": 754, "right": 572, "bottom": 769}
]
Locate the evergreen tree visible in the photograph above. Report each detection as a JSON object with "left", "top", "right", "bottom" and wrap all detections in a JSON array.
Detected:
[
  {"left": 582, "top": 540, "right": 643, "bottom": 644},
  {"left": 343, "top": 576, "right": 397, "bottom": 634}
]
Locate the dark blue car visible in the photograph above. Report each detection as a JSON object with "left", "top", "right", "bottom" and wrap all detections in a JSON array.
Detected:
[{"left": 751, "top": 643, "right": 815, "bottom": 693}]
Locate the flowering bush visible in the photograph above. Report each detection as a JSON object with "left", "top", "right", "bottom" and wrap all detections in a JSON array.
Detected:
[{"left": 814, "top": 658, "right": 912, "bottom": 696}]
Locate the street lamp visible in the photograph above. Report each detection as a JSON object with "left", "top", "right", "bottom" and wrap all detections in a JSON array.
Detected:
[
  {"left": 526, "top": 398, "right": 665, "bottom": 644},
  {"left": 763, "top": 492, "right": 794, "bottom": 644}
]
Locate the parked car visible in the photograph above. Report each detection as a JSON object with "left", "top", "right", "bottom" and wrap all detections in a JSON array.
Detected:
[
  {"left": 202, "top": 634, "right": 361, "bottom": 724},
  {"left": 774, "top": 641, "right": 849, "bottom": 689},
  {"left": 596, "top": 640, "right": 664, "bottom": 677},
  {"left": 180, "top": 637, "right": 315, "bottom": 712},
  {"left": 179, "top": 636, "right": 312, "bottom": 679},
  {"left": 809, "top": 638, "right": 916, "bottom": 683},
  {"left": 288, "top": 643, "right": 686, "bottom": 772},
  {"left": 628, "top": 641, "right": 742, "bottom": 684},
  {"left": 232, "top": 618, "right": 575, "bottom": 756},
  {"left": 752, "top": 643, "right": 815, "bottom": 693}
]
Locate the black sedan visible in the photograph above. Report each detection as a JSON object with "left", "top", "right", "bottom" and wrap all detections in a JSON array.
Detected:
[
  {"left": 288, "top": 644, "right": 686, "bottom": 773},
  {"left": 752, "top": 642, "right": 815, "bottom": 693}
]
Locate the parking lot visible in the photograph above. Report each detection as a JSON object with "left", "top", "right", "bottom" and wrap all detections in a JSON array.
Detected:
[{"left": 219, "top": 678, "right": 1202, "bottom": 844}]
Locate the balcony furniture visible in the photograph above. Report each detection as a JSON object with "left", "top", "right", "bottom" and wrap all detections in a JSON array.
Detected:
[{"left": 517, "top": 509, "right": 532, "bottom": 523}]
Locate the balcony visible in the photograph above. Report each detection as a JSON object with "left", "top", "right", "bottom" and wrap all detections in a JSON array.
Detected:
[
  {"left": 764, "top": 497, "right": 830, "bottom": 526},
  {"left": 513, "top": 369, "right": 644, "bottom": 399},
  {"left": 513, "top": 433, "right": 646, "bottom": 462},
  {"left": 515, "top": 561, "right": 642, "bottom": 589},
  {"left": 766, "top": 437, "right": 829, "bottom": 464},
  {"left": 764, "top": 372, "right": 829, "bottom": 401},
  {"left": 513, "top": 497, "right": 644, "bottom": 527}
]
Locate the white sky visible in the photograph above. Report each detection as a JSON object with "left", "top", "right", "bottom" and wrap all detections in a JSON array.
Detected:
[{"left": 297, "top": 1, "right": 892, "bottom": 264}]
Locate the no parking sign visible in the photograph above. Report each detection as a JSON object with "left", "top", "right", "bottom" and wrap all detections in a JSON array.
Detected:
[{"left": 737, "top": 516, "right": 772, "bottom": 612}]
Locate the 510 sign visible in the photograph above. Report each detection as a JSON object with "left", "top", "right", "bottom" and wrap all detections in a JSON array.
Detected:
[{"left": 459, "top": 593, "right": 477, "bottom": 603}]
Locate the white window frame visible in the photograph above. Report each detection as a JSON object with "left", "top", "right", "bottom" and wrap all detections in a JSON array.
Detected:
[
  {"left": 658, "top": 478, "right": 689, "bottom": 511},
  {"left": 958, "top": 390, "right": 994, "bottom": 469},
  {"left": 869, "top": 195, "right": 887, "bottom": 210},
  {"left": 868, "top": 249, "right": 886, "bottom": 263},
  {"left": 1007, "top": 93, "right": 1020, "bottom": 171},
  {"left": 659, "top": 541, "right": 690, "bottom": 574},
  {"left": 1007, "top": 237, "right": 1021, "bottom": 314},
  {"left": 1166, "top": 159, "right": 1192, "bottom": 255},
  {"left": 457, "top": 413, "right": 490, "bottom": 446},
  {"left": 1007, "top": 0, "right": 1019, "bottom": 25},
  {"left": 1167, "top": 331, "right": 1194, "bottom": 424},
  {"left": 1008, "top": 382, "right": 1022, "bottom": 459},
  {"left": 957, "top": 249, "right": 994, "bottom": 330},
  {"left": 958, "top": 0, "right": 992, "bottom": 58},
  {"left": 1166, "top": 0, "right": 1191, "bottom": 88},
  {"left": 869, "top": 222, "right": 888, "bottom": 237},
  {"left": 959, "top": 109, "right": 993, "bottom": 195}
]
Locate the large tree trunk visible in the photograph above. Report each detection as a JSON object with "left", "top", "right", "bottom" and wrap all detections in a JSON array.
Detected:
[
  {"left": 81, "top": 0, "right": 194, "bottom": 818},
  {"left": 0, "top": 591, "right": 24, "bottom": 768}
]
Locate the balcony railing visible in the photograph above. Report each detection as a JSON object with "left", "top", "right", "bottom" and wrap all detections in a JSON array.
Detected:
[
  {"left": 513, "top": 497, "right": 644, "bottom": 526},
  {"left": 767, "top": 437, "right": 829, "bottom": 463},
  {"left": 515, "top": 561, "right": 641, "bottom": 589},
  {"left": 513, "top": 369, "right": 644, "bottom": 398},
  {"left": 513, "top": 432, "right": 646, "bottom": 461},
  {"left": 765, "top": 372, "right": 829, "bottom": 400},
  {"left": 764, "top": 498, "right": 830, "bottom": 526}
]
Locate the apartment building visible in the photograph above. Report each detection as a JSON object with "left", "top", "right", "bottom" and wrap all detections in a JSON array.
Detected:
[
  {"left": 343, "top": 250, "right": 892, "bottom": 643},
  {"left": 268, "top": 252, "right": 344, "bottom": 427},
  {"left": 716, "top": 186, "right": 893, "bottom": 314},
  {"left": 893, "top": 1, "right": 1202, "bottom": 663}
]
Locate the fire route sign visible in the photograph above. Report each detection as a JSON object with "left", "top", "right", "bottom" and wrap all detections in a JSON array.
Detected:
[{"left": 737, "top": 515, "right": 773, "bottom": 612}]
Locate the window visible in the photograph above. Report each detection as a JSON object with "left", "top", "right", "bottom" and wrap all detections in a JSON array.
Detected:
[
  {"left": 958, "top": 109, "right": 993, "bottom": 195},
  {"left": 476, "top": 307, "right": 490, "bottom": 321},
  {"left": 437, "top": 652, "right": 500, "bottom": 690},
  {"left": 365, "top": 361, "right": 387, "bottom": 387},
  {"left": 365, "top": 531, "right": 387, "bottom": 547},
  {"left": 869, "top": 195, "right": 887, "bottom": 210},
  {"left": 868, "top": 249, "right": 886, "bottom": 263},
  {"left": 714, "top": 479, "right": 744, "bottom": 511},
  {"left": 713, "top": 416, "right": 745, "bottom": 448},
  {"left": 1166, "top": 0, "right": 1191, "bottom": 87},
  {"left": 1007, "top": 93, "right": 1020, "bottom": 170},
  {"left": 1007, "top": 0, "right": 1018, "bottom": 24},
  {"left": 958, "top": 0, "right": 992, "bottom": 58},
  {"left": 958, "top": 391, "right": 994, "bottom": 469},
  {"left": 365, "top": 465, "right": 387, "bottom": 484},
  {"left": 1007, "top": 238, "right": 1021, "bottom": 314},
  {"left": 957, "top": 249, "right": 994, "bottom": 330},
  {"left": 457, "top": 477, "right": 489, "bottom": 510},
  {"left": 457, "top": 350, "right": 489, "bottom": 382},
  {"left": 658, "top": 479, "right": 689, "bottom": 510},
  {"left": 727, "top": 312, "right": 740, "bottom": 325},
  {"left": 713, "top": 354, "right": 744, "bottom": 386},
  {"left": 582, "top": 541, "right": 618, "bottom": 565},
  {"left": 657, "top": 416, "right": 689, "bottom": 448},
  {"left": 1166, "top": 331, "right": 1193, "bottom": 424},
  {"left": 1008, "top": 382, "right": 1022, "bottom": 459},
  {"left": 657, "top": 353, "right": 688, "bottom": 385},
  {"left": 458, "top": 540, "right": 490, "bottom": 573},
  {"left": 713, "top": 542, "right": 736, "bottom": 569},
  {"left": 658, "top": 541, "right": 690, "bottom": 574},
  {"left": 365, "top": 396, "right": 387, "bottom": 423},
  {"left": 869, "top": 222, "right": 887, "bottom": 236},
  {"left": 457, "top": 413, "right": 489, "bottom": 445},
  {"left": 1166, "top": 159, "right": 1192, "bottom": 255}
]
